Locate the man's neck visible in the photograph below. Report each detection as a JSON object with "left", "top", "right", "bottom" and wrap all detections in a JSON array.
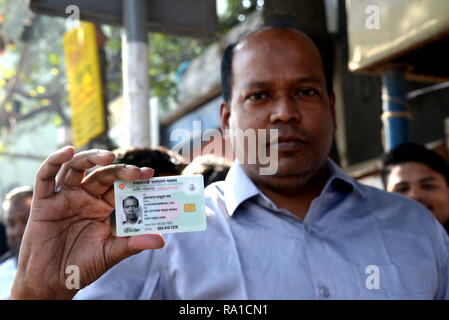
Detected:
[
  {"left": 255, "top": 164, "right": 330, "bottom": 221},
  {"left": 126, "top": 217, "right": 138, "bottom": 223}
]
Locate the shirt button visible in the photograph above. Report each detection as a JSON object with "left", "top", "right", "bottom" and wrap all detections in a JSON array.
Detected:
[{"left": 319, "top": 286, "right": 330, "bottom": 298}]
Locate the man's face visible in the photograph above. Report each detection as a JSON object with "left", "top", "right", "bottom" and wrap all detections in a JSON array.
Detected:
[
  {"left": 220, "top": 27, "right": 336, "bottom": 193},
  {"left": 386, "top": 161, "right": 449, "bottom": 224},
  {"left": 123, "top": 198, "right": 139, "bottom": 220},
  {"left": 4, "top": 196, "right": 32, "bottom": 257}
]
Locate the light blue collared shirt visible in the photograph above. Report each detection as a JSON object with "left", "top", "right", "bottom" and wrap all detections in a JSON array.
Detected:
[{"left": 75, "top": 160, "right": 449, "bottom": 299}]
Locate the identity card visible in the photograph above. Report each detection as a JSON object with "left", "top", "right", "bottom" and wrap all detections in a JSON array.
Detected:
[{"left": 114, "top": 175, "right": 206, "bottom": 236}]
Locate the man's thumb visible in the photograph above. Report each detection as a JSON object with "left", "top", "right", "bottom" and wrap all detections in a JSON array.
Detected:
[{"left": 105, "top": 234, "right": 165, "bottom": 268}]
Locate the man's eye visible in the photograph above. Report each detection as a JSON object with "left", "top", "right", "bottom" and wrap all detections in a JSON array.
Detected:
[
  {"left": 246, "top": 92, "right": 268, "bottom": 101},
  {"left": 394, "top": 187, "right": 409, "bottom": 193},
  {"left": 422, "top": 184, "right": 437, "bottom": 191},
  {"left": 295, "top": 88, "right": 319, "bottom": 97}
]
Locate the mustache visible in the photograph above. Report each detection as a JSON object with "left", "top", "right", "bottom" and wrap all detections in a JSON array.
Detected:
[{"left": 267, "top": 126, "right": 313, "bottom": 145}]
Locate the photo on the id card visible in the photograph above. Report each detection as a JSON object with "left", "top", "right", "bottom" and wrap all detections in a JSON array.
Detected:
[{"left": 120, "top": 195, "right": 144, "bottom": 233}]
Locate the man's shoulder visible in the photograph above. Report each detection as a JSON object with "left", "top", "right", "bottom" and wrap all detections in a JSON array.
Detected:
[
  {"left": 122, "top": 220, "right": 142, "bottom": 225},
  {"left": 359, "top": 182, "right": 423, "bottom": 206},
  {"left": 357, "top": 182, "right": 440, "bottom": 226},
  {"left": 353, "top": 182, "right": 449, "bottom": 258}
]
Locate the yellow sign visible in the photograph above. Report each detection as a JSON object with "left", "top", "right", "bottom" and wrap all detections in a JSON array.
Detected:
[{"left": 63, "top": 22, "right": 105, "bottom": 148}]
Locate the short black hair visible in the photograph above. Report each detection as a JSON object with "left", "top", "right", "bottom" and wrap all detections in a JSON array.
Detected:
[
  {"left": 113, "top": 147, "right": 188, "bottom": 177},
  {"left": 123, "top": 196, "right": 138, "bottom": 207},
  {"left": 1, "top": 186, "right": 33, "bottom": 223},
  {"left": 182, "top": 155, "right": 231, "bottom": 187},
  {"left": 221, "top": 16, "right": 334, "bottom": 104},
  {"left": 381, "top": 142, "right": 449, "bottom": 188}
]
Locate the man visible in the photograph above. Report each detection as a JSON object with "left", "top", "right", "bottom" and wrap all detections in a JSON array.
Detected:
[
  {"left": 0, "top": 222, "right": 7, "bottom": 257},
  {"left": 381, "top": 142, "right": 449, "bottom": 230},
  {"left": 11, "top": 24, "right": 449, "bottom": 299},
  {"left": 122, "top": 196, "right": 142, "bottom": 225},
  {"left": 0, "top": 187, "right": 32, "bottom": 299}
]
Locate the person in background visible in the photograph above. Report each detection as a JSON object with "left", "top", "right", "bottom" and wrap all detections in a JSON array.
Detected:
[
  {"left": 113, "top": 146, "right": 188, "bottom": 177},
  {"left": 0, "top": 186, "right": 32, "bottom": 299},
  {"left": 381, "top": 142, "right": 449, "bottom": 231},
  {"left": 182, "top": 154, "right": 231, "bottom": 187},
  {"left": 0, "top": 222, "right": 8, "bottom": 257}
]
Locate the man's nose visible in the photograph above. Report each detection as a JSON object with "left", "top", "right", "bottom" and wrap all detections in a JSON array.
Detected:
[
  {"left": 407, "top": 187, "right": 424, "bottom": 201},
  {"left": 269, "top": 96, "right": 301, "bottom": 123}
]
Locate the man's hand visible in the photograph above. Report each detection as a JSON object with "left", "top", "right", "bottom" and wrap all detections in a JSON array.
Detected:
[{"left": 10, "top": 147, "right": 165, "bottom": 299}]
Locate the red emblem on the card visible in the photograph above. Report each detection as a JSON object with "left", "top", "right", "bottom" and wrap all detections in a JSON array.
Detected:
[{"left": 119, "top": 184, "right": 125, "bottom": 190}]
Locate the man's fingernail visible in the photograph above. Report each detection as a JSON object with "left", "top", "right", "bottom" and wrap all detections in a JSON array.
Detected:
[
  {"left": 58, "top": 146, "right": 73, "bottom": 153},
  {"left": 141, "top": 167, "right": 155, "bottom": 174},
  {"left": 156, "top": 235, "right": 165, "bottom": 248},
  {"left": 124, "top": 164, "right": 138, "bottom": 170}
]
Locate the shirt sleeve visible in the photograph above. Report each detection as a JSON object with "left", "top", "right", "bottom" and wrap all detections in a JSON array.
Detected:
[{"left": 73, "top": 249, "right": 162, "bottom": 300}]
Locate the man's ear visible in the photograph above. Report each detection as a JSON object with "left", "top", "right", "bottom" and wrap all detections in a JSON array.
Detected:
[
  {"left": 329, "top": 92, "right": 337, "bottom": 132},
  {"left": 220, "top": 101, "right": 231, "bottom": 135}
]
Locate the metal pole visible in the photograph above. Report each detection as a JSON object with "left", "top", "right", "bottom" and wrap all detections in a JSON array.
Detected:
[
  {"left": 150, "top": 97, "right": 160, "bottom": 148},
  {"left": 381, "top": 68, "right": 409, "bottom": 151},
  {"left": 123, "top": 0, "right": 150, "bottom": 147}
]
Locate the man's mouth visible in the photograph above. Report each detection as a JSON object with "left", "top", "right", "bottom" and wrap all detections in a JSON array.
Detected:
[{"left": 269, "top": 136, "right": 308, "bottom": 151}]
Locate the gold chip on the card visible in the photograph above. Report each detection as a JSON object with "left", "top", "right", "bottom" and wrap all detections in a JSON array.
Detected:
[{"left": 184, "top": 203, "right": 196, "bottom": 212}]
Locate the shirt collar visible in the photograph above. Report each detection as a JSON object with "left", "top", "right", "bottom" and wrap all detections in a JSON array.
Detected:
[
  {"left": 325, "top": 158, "right": 366, "bottom": 199},
  {"left": 224, "top": 158, "right": 366, "bottom": 217},
  {"left": 224, "top": 160, "right": 261, "bottom": 216}
]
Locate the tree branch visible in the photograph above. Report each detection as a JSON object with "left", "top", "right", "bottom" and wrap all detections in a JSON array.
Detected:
[{"left": 0, "top": 15, "right": 38, "bottom": 112}]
